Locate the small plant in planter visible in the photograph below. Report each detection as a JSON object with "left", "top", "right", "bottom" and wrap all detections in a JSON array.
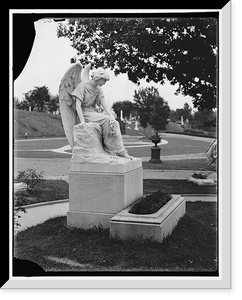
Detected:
[
  {"left": 129, "top": 190, "right": 172, "bottom": 215},
  {"left": 149, "top": 131, "right": 161, "bottom": 146}
]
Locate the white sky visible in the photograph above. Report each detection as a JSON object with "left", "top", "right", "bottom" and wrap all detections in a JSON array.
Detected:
[{"left": 14, "top": 19, "right": 194, "bottom": 111}]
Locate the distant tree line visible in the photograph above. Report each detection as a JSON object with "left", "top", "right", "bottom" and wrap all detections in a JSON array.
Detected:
[
  {"left": 111, "top": 86, "right": 216, "bottom": 134},
  {"left": 14, "top": 85, "right": 59, "bottom": 114},
  {"left": 111, "top": 87, "right": 170, "bottom": 135},
  {"left": 14, "top": 85, "right": 216, "bottom": 134}
]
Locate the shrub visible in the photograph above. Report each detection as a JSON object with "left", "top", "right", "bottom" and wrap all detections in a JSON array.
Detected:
[
  {"left": 15, "top": 169, "right": 44, "bottom": 193},
  {"left": 129, "top": 190, "right": 172, "bottom": 215},
  {"left": 14, "top": 194, "right": 28, "bottom": 231}
]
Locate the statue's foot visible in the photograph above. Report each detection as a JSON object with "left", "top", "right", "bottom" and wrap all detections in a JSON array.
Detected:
[{"left": 118, "top": 153, "right": 134, "bottom": 160}]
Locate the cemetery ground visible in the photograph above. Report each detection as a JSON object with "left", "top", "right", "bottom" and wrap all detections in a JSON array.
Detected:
[
  {"left": 14, "top": 134, "right": 216, "bottom": 205},
  {"left": 13, "top": 133, "right": 217, "bottom": 273},
  {"left": 15, "top": 202, "right": 217, "bottom": 272}
]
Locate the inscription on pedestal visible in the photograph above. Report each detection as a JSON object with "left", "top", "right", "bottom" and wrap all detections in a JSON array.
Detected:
[
  {"left": 69, "top": 168, "right": 143, "bottom": 214},
  {"left": 129, "top": 172, "right": 138, "bottom": 184},
  {"left": 124, "top": 169, "right": 143, "bottom": 206}
]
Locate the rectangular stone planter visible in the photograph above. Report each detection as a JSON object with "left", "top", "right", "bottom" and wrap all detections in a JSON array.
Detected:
[{"left": 110, "top": 194, "right": 186, "bottom": 243}]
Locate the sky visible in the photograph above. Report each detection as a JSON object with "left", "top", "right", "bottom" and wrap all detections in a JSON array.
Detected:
[{"left": 14, "top": 19, "right": 194, "bottom": 111}]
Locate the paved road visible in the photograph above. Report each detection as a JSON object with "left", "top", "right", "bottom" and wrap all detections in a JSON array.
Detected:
[
  {"left": 14, "top": 133, "right": 213, "bottom": 159},
  {"left": 13, "top": 133, "right": 214, "bottom": 178},
  {"left": 13, "top": 134, "right": 213, "bottom": 178}
]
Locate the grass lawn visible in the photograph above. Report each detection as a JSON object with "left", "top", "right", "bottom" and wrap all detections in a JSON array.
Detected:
[
  {"left": 143, "top": 179, "right": 217, "bottom": 195},
  {"left": 142, "top": 159, "right": 213, "bottom": 170},
  {"left": 15, "top": 178, "right": 216, "bottom": 206},
  {"left": 14, "top": 109, "right": 64, "bottom": 138},
  {"left": 15, "top": 180, "right": 69, "bottom": 205},
  {"left": 14, "top": 202, "right": 218, "bottom": 273}
]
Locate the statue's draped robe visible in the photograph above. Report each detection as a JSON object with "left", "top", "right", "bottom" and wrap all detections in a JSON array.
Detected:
[{"left": 71, "top": 82, "right": 127, "bottom": 163}]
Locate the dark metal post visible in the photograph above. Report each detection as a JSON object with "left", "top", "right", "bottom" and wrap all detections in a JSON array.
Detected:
[{"left": 149, "top": 138, "right": 162, "bottom": 164}]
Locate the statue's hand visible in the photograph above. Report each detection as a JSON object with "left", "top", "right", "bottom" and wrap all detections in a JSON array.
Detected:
[
  {"left": 80, "top": 121, "right": 86, "bottom": 129},
  {"left": 109, "top": 119, "right": 118, "bottom": 136}
]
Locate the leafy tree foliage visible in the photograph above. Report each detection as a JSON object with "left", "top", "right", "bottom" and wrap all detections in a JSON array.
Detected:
[
  {"left": 112, "top": 100, "right": 135, "bottom": 119},
  {"left": 24, "top": 86, "right": 51, "bottom": 112},
  {"left": 170, "top": 102, "right": 193, "bottom": 122},
  {"left": 47, "top": 94, "right": 60, "bottom": 113},
  {"left": 133, "top": 87, "right": 156, "bottom": 129},
  {"left": 192, "top": 109, "right": 216, "bottom": 129},
  {"left": 134, "top": 86, "right": 170, "bottom": 134},
  {"left": 57, "top": 17, "right": 218, "bottom": 110},
  {"left": 15, "top": 87, "right": 59, "bottom": 113},
  {"left": 14, "top": 97, "right": 29, "bottom": 110},
  {"left": 149, "top": 97, "right": 171, "bottom": 133}
]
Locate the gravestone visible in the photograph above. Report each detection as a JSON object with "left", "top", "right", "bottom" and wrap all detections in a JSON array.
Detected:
[{"left": 59, "top": 63, "right": 143, "bottom": 229}]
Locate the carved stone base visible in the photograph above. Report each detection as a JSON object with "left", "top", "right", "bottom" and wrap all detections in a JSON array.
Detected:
[
  {"left": 67, "top": 158, "right": 143, "bottom": 229},
  {"left": 67, "top": 211, "right": 115, "bottom": 229}
]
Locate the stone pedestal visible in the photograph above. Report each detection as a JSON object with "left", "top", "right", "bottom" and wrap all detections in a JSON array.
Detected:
[
  {"left": 149, "top": 138, "right": 162, "bottom": 164},
  {"left": 149, "top": 146, "right": 162, "bottom": 164},
  {"left": 67, "top": 158, "right": 143, "bottom": 229}
]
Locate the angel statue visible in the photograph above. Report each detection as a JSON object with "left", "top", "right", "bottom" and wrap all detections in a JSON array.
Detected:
[{"left": 59, "top": 63, "right": 133, "bottom": 164}]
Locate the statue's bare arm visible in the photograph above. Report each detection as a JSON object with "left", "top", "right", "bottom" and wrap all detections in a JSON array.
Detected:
[
  {"left": 75, "top": 98, "right": 85, "bottom": 124},
  {"left": 100, "top": 97, "right": 115, "bottom": 120}
]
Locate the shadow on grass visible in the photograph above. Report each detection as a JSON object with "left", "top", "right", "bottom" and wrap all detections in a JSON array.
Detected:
[{"left": 143, "top": 179, "right": 217, "bottom": 195}]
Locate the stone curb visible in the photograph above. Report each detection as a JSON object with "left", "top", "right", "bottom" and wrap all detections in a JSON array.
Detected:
[
  {"left": 20, "top": 199, "right": 69, "bottom": 209},
  {"left": 182, "top": 194, "right": 217, "bottom": 197}
]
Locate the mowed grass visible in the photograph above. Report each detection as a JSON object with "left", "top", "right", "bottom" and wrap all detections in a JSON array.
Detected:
[
  {"left": 14, "top": 109, "right": 65, "bottom": 138},
  {"left": 14, "top": 178, "right": 216, "bottom": 206},
  {"left": 143, "top": 179, "right": 217, "bottom": 194},
  {"left": 14, "top": 202, "right": 218, "bottom": 273},
  {"left": 15, "top": 180, "right": 69, "bottom": 205},
  {"left": 142, "top": 159, "right": 213, "bottom": 170},
  {"left": 127, "top": 138, "right": 210, "bottom": 158}
]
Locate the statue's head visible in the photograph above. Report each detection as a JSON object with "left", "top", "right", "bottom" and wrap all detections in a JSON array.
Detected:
[{"left": 91, "top": 68, "right": 110, "bottom": 86}]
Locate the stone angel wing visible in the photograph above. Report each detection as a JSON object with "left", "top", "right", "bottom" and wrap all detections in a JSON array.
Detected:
[{"left": 58, "top": 63, "right": 91, "bottom": 148}]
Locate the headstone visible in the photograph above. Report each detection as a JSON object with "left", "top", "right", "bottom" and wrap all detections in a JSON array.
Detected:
[
  {"left": 67, "top": 158, "right": 143, "bottom": 229},
  {"left": 134, "top": 121, "right": 139, "bottom": 131},
  {"left": 120, "top": 110, "right": 124, "bottom": 121}
]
